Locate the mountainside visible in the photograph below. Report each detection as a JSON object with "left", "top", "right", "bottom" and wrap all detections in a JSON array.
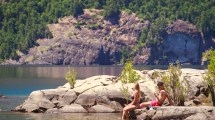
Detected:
[
  {"left": 3, "top": 9, "right": 206, "bottom": 65},
  {"left": 4, "top": 9, "right": 146, "bottom": 65},
  {"left": 1, "top": 0, "right": 215, "bottom": 65}
]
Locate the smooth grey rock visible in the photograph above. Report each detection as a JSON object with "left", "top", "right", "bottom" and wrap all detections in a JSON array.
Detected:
[
  {"left": 136, "top": 106, "right": 215, "bottom": 120},
  {"left": 41, "top": 88, "right": 68, "bottom": 100},
  {"left": 45, "top": 108, "right": 61, "bottom": 114},
  {"left": 60, "top": 104, "right": 87, "bottom": 113},
  {"left": 185, "top": 113, "right": 207, "bottom": 120},
  {"left": 0, "top": 94, "right": 6, "bottom": 99},
  {"left": 89, "top": 105, "right": 115, "bottom": 113},
  {"left": 74, "top": 91, "right": 96, "bottom": 106},
  {"left": 14, "top": 90, "right": 55, "bottom": 112},
  {"left": 58, "top": 89, "right": 77, "bottom": 106}
]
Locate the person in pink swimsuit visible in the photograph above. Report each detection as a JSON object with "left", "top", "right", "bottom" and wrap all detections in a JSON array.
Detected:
[
  {"left": 140, "top": 81, "right": 173, "bottom": 108},
  {"left": 122, "top": 83, "right": 141, "bottom": 120}
]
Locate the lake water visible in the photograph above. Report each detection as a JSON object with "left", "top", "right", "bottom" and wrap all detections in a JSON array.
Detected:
[
  {"left": 0, "top": 65, "right": 127, "bottom": 120},
  {"left": 0, "top": 65, "right": 206, "bottom": 120}
]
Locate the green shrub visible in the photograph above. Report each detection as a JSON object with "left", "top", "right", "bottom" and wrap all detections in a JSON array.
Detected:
[
  {"left": 204, "top": 49, "right": 215, "bottom": 106},
  {"left": 120, "top": 84, "right": 130, "bottom": 104},
  {"left": 65, "top": 66, "right": 77, "bottom": 88},
  {"left": 103, "top": 0, "right": 120, "bottom": 20},
  {"left": 87, "top": 23, "right": 102, "bottom": 30},
  {"left": 120, "top": 60, "right": 140, "bottom": 83},
  {"left": 161, "top": 61, "right": 189, "bottom": 106},
  {"left": 151, "top": 70, "right": 160, "bottom": 79}
]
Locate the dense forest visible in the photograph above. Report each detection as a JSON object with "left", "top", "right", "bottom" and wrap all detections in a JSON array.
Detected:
[{"left": 0, "top": 0, "right": 214, "bottom": 63}]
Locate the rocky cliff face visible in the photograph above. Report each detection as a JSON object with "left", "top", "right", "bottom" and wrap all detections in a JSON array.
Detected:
[
  {"left": 6, "top": 9, "right": 147, "bottom": 65},
  {"left": 2, "top": 10, "right": 205, "bottom": 65},
  {"left": 161, "top": 20, "right": 203, "bottom": 64}
]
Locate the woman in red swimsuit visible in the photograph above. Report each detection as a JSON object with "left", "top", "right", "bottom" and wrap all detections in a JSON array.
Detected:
[{"left": 122, "top": 83, "right": 141, "bottom": 120}]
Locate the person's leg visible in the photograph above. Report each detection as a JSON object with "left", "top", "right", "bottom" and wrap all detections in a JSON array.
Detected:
[
  {"left": 140, "top": 101, "right": 151, "bottom": 108},
  {"left": 123, "top": 105, "right": 139, "bottom": 120},
  {"left": 122, "top": 106, "right": 128, "bottom": 120},
  {"left": 122, "top": 107, "right": 125, "bottom": 120}
]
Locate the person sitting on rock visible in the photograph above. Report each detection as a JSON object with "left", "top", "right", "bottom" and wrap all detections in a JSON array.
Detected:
[
  {"left": 140, "top": 81, "right": 173, "bottom": 108},
  {"left": 122, "top": 83, "right": 141, "bottom": 120}
]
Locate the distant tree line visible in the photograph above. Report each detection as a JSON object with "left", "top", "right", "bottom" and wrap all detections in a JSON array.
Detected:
[{"left": 0, "top": 0, "right": 214, "bottom": 63}]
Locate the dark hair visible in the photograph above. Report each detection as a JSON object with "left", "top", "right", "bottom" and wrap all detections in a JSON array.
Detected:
[{"left": 157, "top": 81, "right": 164, "bottom": 86}]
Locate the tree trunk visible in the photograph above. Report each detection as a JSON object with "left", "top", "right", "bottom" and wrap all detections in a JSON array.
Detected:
[{"left": 208, "top": 85, "right": 215, "bottom": 106}]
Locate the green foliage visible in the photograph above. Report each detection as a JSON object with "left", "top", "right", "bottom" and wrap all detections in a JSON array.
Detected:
[
  {"left": 0, "top": 0, "right": 82, "bottom": 61},
  {"left": 204, "top": 49, "right": 215, "bottom": 106},
  {"left": 71, "top": 0, "right": 83, "bottom": 17},
  {"left": 120, "top": 84, "right": 130, "bottom": 104},
  {"left": 202, "top": 49, "right": 215, "bottom": 63},
  {"left": 103, "top": 0, "right": 120, "bottom": 20},
  {"left": 65, "top": 66, "right": 77, "bottom": 88},
  {"left": 119, "top": 47, "right": 132, "bottom": 64},
  {"left": 120, "top": 60, "right": 140, "bottom": 83},
  {"left": 87, "top": 23, "right": 102, "bottom": 30},
  {"left": 161, "top": 61, "right": 189, "bottom": 106},
  {"left": 0, "top": 0, "right": 215, "bottom": 62},
  {"left": 151, "top": 70, "right": 160, "bottom": 80}
]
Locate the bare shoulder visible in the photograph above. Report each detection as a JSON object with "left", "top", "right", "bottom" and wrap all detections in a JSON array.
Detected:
[{"left": 160, "top": 90, "right": 167, "bottom": 95}]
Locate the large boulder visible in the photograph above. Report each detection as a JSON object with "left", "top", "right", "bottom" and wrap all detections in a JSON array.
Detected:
[
  {"left": 74, "top": 90, "right": 97, "bottom": 106},
  {"left": 181, "top": 69, "right": 208, "bottom": 101},
  {"left": 0, "top": 94, "right": 6, "bottom": 99},
  {"left": 73, "top": 75, "right": 115, "bottom": 94},
  {"left": 59, "top": 104, "right": 87, "bottom": 113},
  {"left": 136, "top": 106, "right": 215, "bottom": 120},
  {"left": 14, "top": 91, "right": 55, "bottom": 112},
  {"left": 58, "top": 89, "right": 77, "bottom": 106},
  {"left": 89, "top": 105, "right": 115, "bottom": 113}
]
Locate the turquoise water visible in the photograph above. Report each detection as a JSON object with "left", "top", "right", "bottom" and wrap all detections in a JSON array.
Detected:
[
  {"left": 0, "top": 66, "right": 124, "bottom": 96},
  {"left": 0, "top": 66, "right": 124, "bottom": 120}
]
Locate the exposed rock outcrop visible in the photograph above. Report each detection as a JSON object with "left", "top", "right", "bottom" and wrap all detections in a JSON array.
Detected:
[
  {"left": 0, "top": 94, "right": 6, "bottom": 99},
  {"left": 13, "top": 69, "right": 211, "bottom": 114},
  {"left": 2, "top": 9, "right": 204, "bottom": 65},
  {"left": 13, "top": 73, "right": 156, "bottom": 113},
  {"left": 136, "top": 106, "right": 215, "bottom": 120},
  {"left": 6, "top": 9, "right": 147, "bottom": 65},
  {"left": 161, "top": 20, "right": 203, "bottom": 64}
]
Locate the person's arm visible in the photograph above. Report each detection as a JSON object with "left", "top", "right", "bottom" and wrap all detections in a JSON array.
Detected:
[
  {"left": 129, "top": 91, "right": 138, "bottom": 105},
  {"left": 154, "top": 93, "right": 159, "bottom": 101}
]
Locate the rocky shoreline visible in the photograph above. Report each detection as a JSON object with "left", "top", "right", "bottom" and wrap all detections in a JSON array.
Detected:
[
  {"left": 135, "top": 106, "right": 215, "bottom": 120},
  {"left": 13, "top": 68, "right": 215, "bottom": 119},
  {"left": 0, "top": 94, "right": 6, "bottom": 99}
]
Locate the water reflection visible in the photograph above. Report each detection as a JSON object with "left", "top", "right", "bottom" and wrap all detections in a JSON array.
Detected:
[
  {"left": 0, "top": 112, "right": 121, "bottom": 120},
  {"left": 0, "top": 66, "right": 124, "bottom": 96},
  {"left": 0, "top": 66, "right": 123, "bottom": 79},
  {"left": 0, "top": 65, "right": 206, "bottom": 96}
]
